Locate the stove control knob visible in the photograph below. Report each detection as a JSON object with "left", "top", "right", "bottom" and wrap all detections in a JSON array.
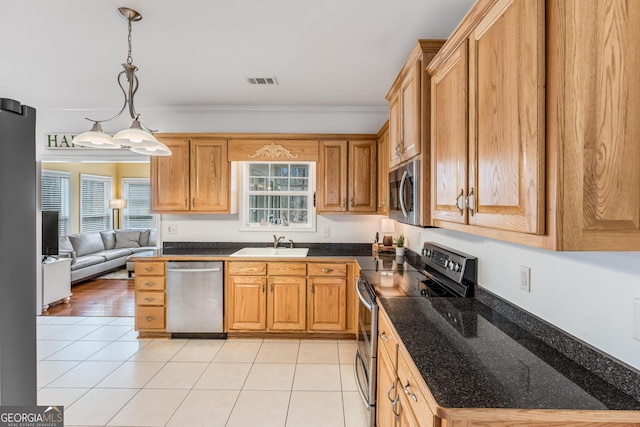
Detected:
[
  {"left": 423, "top": 249, "right": 432, "bottom": 257},
  {"left": 453, "top": 263, "right": 461, "bottom": 272},
  {"left": 445, "top": 260, "right": 454, "bottom": 270}
]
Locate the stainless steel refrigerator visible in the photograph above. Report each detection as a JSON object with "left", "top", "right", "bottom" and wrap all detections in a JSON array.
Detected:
[{"left": 0, "top": 98, "right": 37, "bottom": 405}]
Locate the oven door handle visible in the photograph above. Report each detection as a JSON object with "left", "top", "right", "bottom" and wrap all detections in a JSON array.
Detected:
[
  {"left": 399, "top": 170, "right": 409, "bottom": 218},
  {"left": 353, "top": 351, "right": 370, "bottom": 406},
  {"left": 356, "top": 278, "right": 373, "bottom": 311}
]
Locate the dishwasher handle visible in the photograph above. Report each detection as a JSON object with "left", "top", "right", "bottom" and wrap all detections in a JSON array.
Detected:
[{"left": 166, "top": 267, "right": 222, "bottom": 273}]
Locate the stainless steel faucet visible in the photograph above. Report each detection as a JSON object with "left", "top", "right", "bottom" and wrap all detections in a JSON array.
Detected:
[
  {"left": 288, "top": 239, "right": 295, "bottom": 248},
  {"left": 273, "top": 235, "right": 285, "bottom": 248}
]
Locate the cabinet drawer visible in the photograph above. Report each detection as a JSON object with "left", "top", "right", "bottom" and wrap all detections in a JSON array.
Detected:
[
  {"left": 398, "top": 349, "right": 435, "bottom": 425},
  {"left": 135, "top": 306, "right": 165, "bottom": 330},
  {"left": 378, "top": 310, "right": 398, "bottom": 370},
  {"left": 136, "top": 291, "right": 165, "bottom": 306},
  {"left": 228, "top": 262, "right": 267, "bottom": 276},
  {"left": 135, "top": 261, "right": 165, "bottom": 276},
  {"left": 135, "top": 276, "right": 165, "bottom": 291},
  {"left": 268, "top": 262, "right": 306, "bottom": 276},
  {"left": 308, "top": 263, "right": 347, "bottom": 277}
]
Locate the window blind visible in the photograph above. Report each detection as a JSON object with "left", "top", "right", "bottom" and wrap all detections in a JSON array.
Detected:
[
  {"left": 41, "top": 170, "right": 71, "bottom": 236},
  {"left": 122, "top": 178, "right": 155, "bottom": 229},
  {"left": 80, "top": 174, "right": 112, "bottom": 232}
]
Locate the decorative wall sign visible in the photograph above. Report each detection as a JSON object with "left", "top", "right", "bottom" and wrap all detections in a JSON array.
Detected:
[
  {"left": 44, "top": 134, "right": 80, "bottom": 149},
  {"left": 248, "top": 143, "right": 300, "bottom": 159}
]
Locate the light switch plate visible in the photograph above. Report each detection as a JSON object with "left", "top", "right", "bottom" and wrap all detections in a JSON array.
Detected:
[
  {"left": 520, "top": 266, "right": 531, "bottom": 292},
  {"left": 167, "top": 223, "right": 177, "bottom": 234},
  {"left": 322, "top": 226, "right": 330, "bottom": 238}
]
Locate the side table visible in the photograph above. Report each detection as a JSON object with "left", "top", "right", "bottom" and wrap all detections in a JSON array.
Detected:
[{"left": 42, "top": 257, "right": 72, "bottom": 311}]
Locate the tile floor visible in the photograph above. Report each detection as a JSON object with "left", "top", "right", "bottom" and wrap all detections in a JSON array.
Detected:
[{"left": 36, "top": 316, "right": 368, "bottom": 427}]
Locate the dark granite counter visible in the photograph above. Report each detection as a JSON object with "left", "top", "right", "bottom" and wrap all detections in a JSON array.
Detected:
[
  {"left": 379, "top": 296, "right": 640, "bottom": 410},
  {"left": 161, "top": 242, "right": 374, "bottom": 258}
]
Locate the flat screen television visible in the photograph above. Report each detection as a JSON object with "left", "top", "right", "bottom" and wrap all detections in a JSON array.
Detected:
[{"left": 42, "top": 210, "right": 59, "bottom": 259}]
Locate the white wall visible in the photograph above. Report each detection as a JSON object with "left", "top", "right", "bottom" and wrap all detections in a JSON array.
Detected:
[
  {"left": 35, "top": 106, "right": 640, "bottom": 372},
  {"left": 395, "top": 222, "right": 640, "bottom": 371}
]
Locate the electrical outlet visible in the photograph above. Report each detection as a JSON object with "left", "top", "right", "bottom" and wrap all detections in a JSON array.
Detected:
[
  {"left": 520, "top": 266, "right": 531, "bottom": 292},
  {"left": 322, "top": 226, "right": 330, "bottom": 238},
  {"left": 167, "top": 223, "right": 177, "bottom": 234}
]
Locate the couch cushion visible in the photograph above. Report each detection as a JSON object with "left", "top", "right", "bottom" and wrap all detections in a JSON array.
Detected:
[
  {"left": 59, "top": 236, "right": 73, "bottom": 252},
  {"left": 69, "top": 232, "right": 106, "bottom": 257},
  {"left": 70, "top": 255, "right": 105, "bottom": 271},
  {"left": 114, "top": 230, "right": 141, "bottom": 249},
  {"left": 97, "top": 248, "right": 133, "bottom": 261},
  {"left": 148, "top": 229, "right": 157, "bottom": 246},
  {"left": 138, "top": 229, "right": 150, "bottom": 246},
  {"left": 100, "top": 230, "right": 116, "bottom": 250}
]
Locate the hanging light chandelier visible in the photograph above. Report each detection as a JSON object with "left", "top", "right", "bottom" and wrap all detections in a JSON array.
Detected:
[{"left": 73, "top": 7, "right": 171, "bottom": 156}]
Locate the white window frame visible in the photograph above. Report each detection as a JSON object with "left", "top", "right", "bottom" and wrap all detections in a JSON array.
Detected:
[
  {"left": 80, "top": 173, "right": 112, "bottom": 232},
  {"left": 41, "top": 169, "right": 72, "bottom": 237},
  {"left": 241, "top": 161, "right": 316, "bottom": 231},
  {"left": 122, "top": 177, "right": 156, "bottom": 229}
]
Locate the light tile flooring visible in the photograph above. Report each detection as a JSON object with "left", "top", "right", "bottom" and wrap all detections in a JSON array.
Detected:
[{"left": 37, "top": 316, "right": 368, "bottom": 427}]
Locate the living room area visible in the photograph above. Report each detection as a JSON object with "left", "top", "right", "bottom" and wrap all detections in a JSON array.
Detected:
[{"left": 41, "top": 161, "right": 153, "bottom": 317}]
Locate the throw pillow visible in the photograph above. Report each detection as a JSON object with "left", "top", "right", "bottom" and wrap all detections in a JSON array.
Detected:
[
  {"left": 100, "top": 230, "right": 116, "bottom": 250},
  {"left": 138, "top": 229, "right": 150, "bottom": 246},
  {"left": 114, "top": 230, "right": 141, "bottom": 249}
]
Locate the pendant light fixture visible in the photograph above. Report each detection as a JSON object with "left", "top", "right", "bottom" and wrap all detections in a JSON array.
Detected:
[{"left": 73, "top": 7, "right": 171, "bottom": 156}]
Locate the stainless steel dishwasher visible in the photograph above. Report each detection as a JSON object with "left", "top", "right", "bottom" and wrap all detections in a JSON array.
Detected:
[{"left": 166, "top": 261, "right": 225, "bottom": 338}]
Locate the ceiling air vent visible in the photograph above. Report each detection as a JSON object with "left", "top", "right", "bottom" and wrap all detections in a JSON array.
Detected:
[{"left": 247, "top": 77, "right": 279, "bottom": 86}]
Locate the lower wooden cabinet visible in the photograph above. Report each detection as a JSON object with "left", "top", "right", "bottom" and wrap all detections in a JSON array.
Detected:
[
  {"left": 134, "top": 261, "right": 166, "bottom": 333},
  {"left": 377, "top": 339, "right": 400, "bottom": 427},
  {"left": 227, "top": 261, "right": 349, "bottom": 334}
]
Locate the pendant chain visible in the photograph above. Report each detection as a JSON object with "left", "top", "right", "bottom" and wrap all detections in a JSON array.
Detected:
[{"left": 127, "top": 19, "right": 133, "bottom": 65}]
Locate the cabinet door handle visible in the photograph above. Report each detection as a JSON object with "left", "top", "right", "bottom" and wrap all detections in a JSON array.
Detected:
[
  {"left": 184, "top": 198, "right": 188, "bottom": 207},
  {"left": 144, "top": 297, "right": 156, "bottom": 303},
  {"left": 262, "top": 280, "right": 265, "bottom": 293},
  {"left": 145, "top": 267, "right": 154, "bottom": 272},
  {"left": 145, "top": 316, "right": 156, "bottom": 321},
  {"left": 380, "top": 331, "right": 390, "bottom": 342},
  {"left": 465, "top": 187, "right": 476, "bottom": 216},
  {"left": 342, "top": 198, "right": 346, "bottom": 208},
  {"left": 455, "top": 189, "right": 464, "bottom": 216},
  {"left": 380, "top": 197, "right": 386, "bottom": 208},
  {"left": 350, "top": 197, "right": 354, "bottom": 208},
  {"left": 403, "top": 380, "right": 418, "bottom": 402},
  {"left": 311, "top": 282, "right": 315, "bottom": 293},
  {"left": 192, "top": 197, "right": 195, "bottom": 208},
  {"left": 321, "top": 268, "right": 334, "bottom": 273},
  {"left": 387, "top": 381, "right": 396, "bottom": 402},
  {"left": 391, "top": 392, "right": 400, "bottom": 421},
  {"left": 144, "top": 282, "right": 155, "bottom": 287},
  {"left": 270, "top": 282, "right": 273, "bottom": 293}
]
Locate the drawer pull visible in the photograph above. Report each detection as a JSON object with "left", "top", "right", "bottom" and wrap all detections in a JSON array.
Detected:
[
  {"left": 145, "top": 316, "right": 156, "bottom": 321},
  {"left": 403, "top": 381, "right": 418, "bottom": 402},
  {"left": 380, "top": 331, "right": 390, "bottom": 342},
  {"left": 144, "top": 297, "right": 156, "bottom": 302},
  {"left": 321, "top": 268, "right": 334, "bottom": 273},
  {"left": 145, "top": 267, "right": 154, "bottom": 272},
  {"left": 144, "top": 282, "right": 155, "bottom": 287}
]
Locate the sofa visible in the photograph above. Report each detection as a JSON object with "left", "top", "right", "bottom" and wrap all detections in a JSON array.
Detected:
[{"left": 59, "top": 229, "right": 157, "bottom": 284}]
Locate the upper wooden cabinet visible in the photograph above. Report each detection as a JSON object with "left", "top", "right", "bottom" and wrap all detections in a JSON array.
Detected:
[
  {"left": 151, "top": 137, "right": 230, "bottom": 213},
  {"left": 317, "top": 139, "right": 377, "bottom": 213},
  {"left": 377, "top": 122, "right": 390, "bottom": 215},
  {"left": 429, "top": 0, "right": 639, "bottom": 250},
  {"left": 387, "top": 40, "right": 444, "bottom": 169},
  {"left": 431, "top": 0, "right": 545, "bottom": 235}
]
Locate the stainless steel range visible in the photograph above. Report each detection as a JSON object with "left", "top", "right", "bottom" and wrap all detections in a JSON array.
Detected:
[{"left": 354, "top": 243, "right": 477, "bottom": 427}]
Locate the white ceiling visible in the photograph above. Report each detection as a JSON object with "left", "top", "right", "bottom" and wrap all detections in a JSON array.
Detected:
[{"left": 2, "top": 0, "right": 475, "bottom": 112}]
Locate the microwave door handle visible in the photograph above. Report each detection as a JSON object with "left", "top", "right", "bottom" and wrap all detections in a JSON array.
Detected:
[{"left": 399, "top": 170, "right": 409, "bottom": 218}]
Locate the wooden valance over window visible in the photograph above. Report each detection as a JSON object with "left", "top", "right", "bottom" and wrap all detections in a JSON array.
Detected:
[{"left": 228, "top": 139, "right": 319, "bottom": 162}]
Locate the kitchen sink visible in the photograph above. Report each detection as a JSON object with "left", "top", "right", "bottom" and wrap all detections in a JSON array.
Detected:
[{"left": 229, "top": 247, "right": 309, "bottom": 258}]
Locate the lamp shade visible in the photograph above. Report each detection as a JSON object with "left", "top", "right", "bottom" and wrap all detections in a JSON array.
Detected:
[
  {"left": 72, "top": 122, "right": 121, "bottom": 149},
  {"left": 109, "top": 199, "right": 127, "bottom": 209},
  {"left": 380, "top": 218, "right": 395, "bottom": 233},
  {"left": 112, "top": 119, "right": 161, "bottom": 148},
  {"left": 130, "top": 139, "right": 172, "bottom": 156}
]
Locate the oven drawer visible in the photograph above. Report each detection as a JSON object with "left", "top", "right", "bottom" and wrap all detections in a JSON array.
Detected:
[
  {"left": 378, "top": 308, "right": 398, "bottom": 370},
  {"left": 398, "top": 349, "right": 436, "bottom": 426}
]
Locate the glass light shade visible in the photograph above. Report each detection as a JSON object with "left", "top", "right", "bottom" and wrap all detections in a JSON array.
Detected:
[
  {"left": 113, "top": 125, "right": 160, "bottom": 148},
  {"left": 130, "top": 140, "right": 172, "bottom": 156},
  {"left": 72, "top": 122, "right": 121, "bottom": 149},
  {"left": 109, "top": 199, "right": 127, "bottom": 209}
]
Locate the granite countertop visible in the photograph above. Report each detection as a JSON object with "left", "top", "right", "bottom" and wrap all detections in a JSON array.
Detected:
[
  {"left": 379, "top": 297, "right": 640, "bottom": 410},
  {"left": 159, "top": 242, "right": 375, "bottom": 258}
]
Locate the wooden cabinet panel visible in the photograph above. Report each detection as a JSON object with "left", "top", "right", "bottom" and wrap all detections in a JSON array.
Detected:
[
  {"left": 135, "top": 276, "right": 165, "bottom": 291},
  {"left": 267, "top": 276, "right": 306, "bottom": 331},
  {"left": 151, "top": 137, "right": 190, "bottom": 212},
  {"left": 468, "top": 0, "right": 545, "bottom": 234},
  {"left": 228, "top": 262, "right": 267, "bottom": 276},
  {"left": 268, "top": 262, "right": 306, "bottom": 276},
  {"left": 397, "top": 350, "right": 436, "bottom": 427},
  {"left": 228, "top": 276, "right": 266, "bottom": 331},
  {"left": 136, "top": 291, "right": 165, "bottom": 306},
  {"left": 378, "top": 306, "right": 398, "bottom": 371},
  {"left": 378, "top": 122, "right": 390, "bottom": 214},
  {"left": 308, "top": 263, "right": 348, "bottom": 277},
  {"left": 317, "top": 140, "right": 377, "bottom": 213},
  {"left": 348, "top": 140, "right": 377, "bottom": 212},
  {"left": 400, "top": 61, "right": 421, "bottom": 161},
  {"left": 190, "top": 139, "right": 229, "bottom": 212},
  {"left": 317, "top": 140, "right": 348, "bottom": 212},
  {"left": 135, "top": 306, "right": 165, "bottom": 330},
  {"left": 432, "top": 41, "right": 469, "bottom": 225},
  {"left": 389, "top": 95, "right": 402, "bottom": 169},
  {"left": 307, "top": 277, "right": 346, "bottom": 331},
  {"left": 377, "top": 342, "right": 399, "bottom": 427},
  {"left": 134, "top": 260, "right": 166, "bottom": 333},
  {"left": 151, "top": 137, "right": 231, "bottom": 214},
  {"left": 135, "top": 261, "right": 166, "bottom": 276}
]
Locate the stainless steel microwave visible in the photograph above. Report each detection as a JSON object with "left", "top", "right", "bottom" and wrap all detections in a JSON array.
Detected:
[{"left": 388, "top": 159, "right": 420, "bottom": 226}]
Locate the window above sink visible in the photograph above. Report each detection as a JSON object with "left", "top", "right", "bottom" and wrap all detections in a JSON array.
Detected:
[{"left": 240, "top": 161, "right": 316, "bottom": 232}]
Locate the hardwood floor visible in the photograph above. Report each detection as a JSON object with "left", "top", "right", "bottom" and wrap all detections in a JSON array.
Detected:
[{"left": 43, "top": 276, "right": 134, "bottom": 317}]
